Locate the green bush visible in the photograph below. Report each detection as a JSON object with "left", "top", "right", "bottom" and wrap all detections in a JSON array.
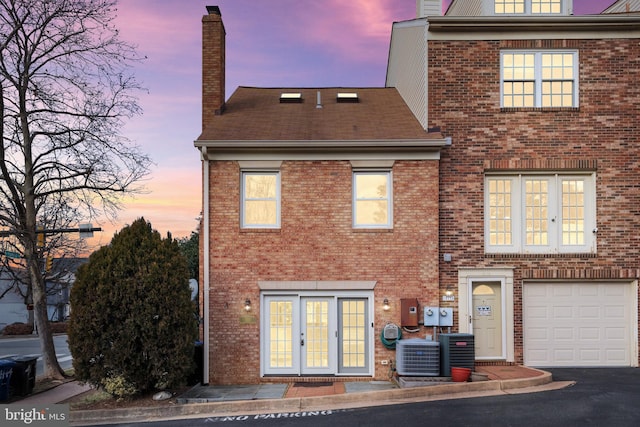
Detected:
[
  {"left": 68, "top": 218, "right": 198, "bottom": 397},
  {"left": 101, "top": 374, "right": 138, "bottom": 400}
]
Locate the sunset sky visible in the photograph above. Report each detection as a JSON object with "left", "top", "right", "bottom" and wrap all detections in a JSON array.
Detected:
[{"left": 89, "top": 0, "right": 613, "bottom": 248}]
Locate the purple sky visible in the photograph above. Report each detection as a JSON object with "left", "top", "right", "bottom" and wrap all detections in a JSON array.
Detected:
[{"left": 92, "top": 0, "right": 614, "bottom": 247}]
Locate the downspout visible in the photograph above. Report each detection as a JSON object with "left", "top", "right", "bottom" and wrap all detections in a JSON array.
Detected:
[{"left": 201, "top": 146, "right": 210, "bottom": 385}]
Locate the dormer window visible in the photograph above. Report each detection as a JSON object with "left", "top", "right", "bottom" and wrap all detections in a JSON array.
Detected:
[
  {"left": 495, "top": 0, "right": 525, "bottom": 14},
  {"left": 493, "top": 0, "right": 567, "bottom": 15},
  {"left": 531, "top": 0, "right": 562, "bottom": 14}
]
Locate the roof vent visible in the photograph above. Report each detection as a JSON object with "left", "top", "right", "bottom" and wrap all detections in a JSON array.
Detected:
[
  {"left": 337, "top": 92, "right": 359, "bottom": 103},
  {"left": 280, "top": 93, "right": 303, "bottom": 103}
]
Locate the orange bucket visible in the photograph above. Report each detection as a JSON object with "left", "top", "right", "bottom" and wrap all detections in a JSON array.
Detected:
[{"left": 451, "top": 367, "right": 472, "bottom": 382}]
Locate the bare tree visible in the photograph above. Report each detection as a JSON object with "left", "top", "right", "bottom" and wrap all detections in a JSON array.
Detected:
[{"left": 0, "top": 0, "right": 151, "bottom": 379}]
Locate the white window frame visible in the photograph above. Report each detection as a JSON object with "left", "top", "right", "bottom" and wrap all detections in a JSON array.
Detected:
[
  {"left": 352, "top": 170, "right": 393, "bottom": 229},
  {"left": 484, "top": 173, "right": 596, "bottom": 254},
  {"left": 488, "top": 0, "right": 570, "bottom": 15},
  {"left": 500, "top": 50, "right": 579, "bottom": 108},
  {"left": 240, "top": 170, "right": 281, "bottom": 229}
]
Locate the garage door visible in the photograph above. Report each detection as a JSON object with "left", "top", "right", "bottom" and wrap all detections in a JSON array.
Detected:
[{"left": 523, "top": 282, "right": 636, "bottom": 367}]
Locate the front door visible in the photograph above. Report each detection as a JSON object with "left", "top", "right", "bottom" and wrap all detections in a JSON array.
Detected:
[
  {"left": 472, "top": 281, "right": 504, "bottom": 359},
  {"left": 262, "top": 294, "right": 370, "bottom": 376}
]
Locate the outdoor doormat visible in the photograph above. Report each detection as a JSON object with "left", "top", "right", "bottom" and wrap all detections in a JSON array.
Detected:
[{"left": 293, "top": 382, "right": 333, "bottom": 387}]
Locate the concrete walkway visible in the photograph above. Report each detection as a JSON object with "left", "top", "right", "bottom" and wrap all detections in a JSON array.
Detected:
[{"left": 17, "top": 381, "right": 92, "bottom": 405}]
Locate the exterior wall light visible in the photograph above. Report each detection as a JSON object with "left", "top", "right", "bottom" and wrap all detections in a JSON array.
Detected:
[
  {"left": 244, "top": 299, "right": 251, "bottom": 312},
  {"left": 383, "top": 298, "right": 390, "bottom": 311}
]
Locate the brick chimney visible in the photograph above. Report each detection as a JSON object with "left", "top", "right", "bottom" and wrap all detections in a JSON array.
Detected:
[{"left": 202, "top": 6, "right": 225, "bottom": 130}]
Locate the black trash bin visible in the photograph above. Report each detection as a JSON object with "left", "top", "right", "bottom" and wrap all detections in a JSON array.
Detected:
[
  {"left": 0, "top": 359, "right": 15, "bottom": 402},
  {"left": 9, "top": 356, "right": 37, "bottom": 397},
  {"left": 188, "top": 341, "right": 204, "bottom": 385}
]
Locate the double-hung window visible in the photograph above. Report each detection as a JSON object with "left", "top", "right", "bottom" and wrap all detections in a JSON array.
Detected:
[
  {"left": 241, "top": 170, "right": 280, "bottom": 228},
  {"left": 494, "top": 0, "right": 564, "bottom": 15},
  {"left": 485, "top": 173, "right": 595, "bottom": 254},
  {"left": 353, "top": 171, "right": 392, "bottom": 228},
  {"left": 501, "top": 50, "right": 578, "bottom": 108},
  {"left": 495, "top": 0, "right": 525, "bottom": 14}
]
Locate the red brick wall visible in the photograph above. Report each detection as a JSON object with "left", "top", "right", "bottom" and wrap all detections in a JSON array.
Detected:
[
  {"left": 205, "top": 160, "right": 440, "bottom": 384},
  {"left": 428, "top": 38, "right": 640, "bottom": 364}
]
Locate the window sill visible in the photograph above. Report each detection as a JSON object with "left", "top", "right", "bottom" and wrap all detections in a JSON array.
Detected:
[
  {"left": 352, "top": 228, "right": 393, "bottom": 233},
  {"left": 485, "top": 252, "right": 596, "bottom": 259},
  {"left": 240, "top": 228, "right": 281, "bottom": 233},
  {"left": 500, "top": 107, "right": 580, "bottom": 113}
]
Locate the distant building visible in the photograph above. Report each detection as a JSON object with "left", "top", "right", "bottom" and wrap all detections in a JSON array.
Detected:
[
  {"left": 45, "top": 258, "right": 87, "bottom": 322},
  {"left": 0, "top": 258, "right": 87, "bottom": 331},
  {"left": 0, "top": 268, "right": 29, "bottom": 330}
]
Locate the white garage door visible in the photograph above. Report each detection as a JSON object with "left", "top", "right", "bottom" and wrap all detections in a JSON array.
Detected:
[{"left": 523, "top": 282, "right": 636, "bottom": 367}]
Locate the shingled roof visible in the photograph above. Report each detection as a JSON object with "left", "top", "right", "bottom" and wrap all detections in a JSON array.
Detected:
[{"left": 197, "top": 87, "right": 441, "bottom": 142}]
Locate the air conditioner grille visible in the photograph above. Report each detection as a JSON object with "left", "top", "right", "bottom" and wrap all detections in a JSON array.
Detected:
[
  {"left": 439, "top": 333, "right": 475, "bottom": 376},
  {"left": 395, "top": 339, "right": 440, "bottom": 376}
]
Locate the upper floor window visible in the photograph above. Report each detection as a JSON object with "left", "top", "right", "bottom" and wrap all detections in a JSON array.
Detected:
[
  {"left": 485, "top": 173, "right": 595, "bottom": 254},
  {"left": 241, "top": 171, "right": 280, "bottom": 228},
  {"left": 494, "top": 0, "right": 564, "bottom": 14},
  {"left": 495, "top": 0, "right": 525, "bottom": 14},
  {"left": 531, "top": 0, "right": 562, "bottom": 14},
  {"left": 501, "top": 51, "right": 578, "bottom": 108},
  {"left": 353, "top": 171, "right": 392, "bottom": 228}
]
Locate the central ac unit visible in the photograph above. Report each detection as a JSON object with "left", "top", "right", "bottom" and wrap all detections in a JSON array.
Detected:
[
  {"left": 395, "top": 339, "right": 440, "bottom": 376},
  {"left": 439, "top": 333, "right": 475, "bottom": 376}
]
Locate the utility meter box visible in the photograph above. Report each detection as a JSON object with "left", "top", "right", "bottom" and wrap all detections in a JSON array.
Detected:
[
  {"left": 401, "top": 298, "right": 419, "bottom": 327},
  {"left": 423, "top": 306, "right": 440, "bottom": 327},
  {"left": 439, "top": 308, "right": 454, "bottom": 327}
]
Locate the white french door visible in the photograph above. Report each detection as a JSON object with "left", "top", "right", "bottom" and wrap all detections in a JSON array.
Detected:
[
  {"left": 301, "top": 297, "right": 334, "bottom": 374},
  {"left": 262, "top": 294, "right": 371, "bottom": 376}
]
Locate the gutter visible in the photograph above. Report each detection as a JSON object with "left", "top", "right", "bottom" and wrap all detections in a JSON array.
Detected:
[
  {"left": 195, "top": 138, "right": 449, "bottom": 161},
  {"left": 200, "top": 146, "right": 210, "bottom": 385},
  {"left": 426, "top": 15, "right": 640, "bottom": 32}
]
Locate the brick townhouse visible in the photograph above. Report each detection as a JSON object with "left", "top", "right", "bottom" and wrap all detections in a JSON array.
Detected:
[
  {"left": 197, "top": 0, "right": 640, "bottom": 385},
  {"left": 196, "top": 7, "right": 448, "bottom": 384},
  {"left": 388, "top": 0, "right": 640, "bottom": 367}
]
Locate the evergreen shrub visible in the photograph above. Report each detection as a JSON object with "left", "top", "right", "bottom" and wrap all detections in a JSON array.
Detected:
[{"left": 68, "top": 218, "right": 198, "bottom": 397}]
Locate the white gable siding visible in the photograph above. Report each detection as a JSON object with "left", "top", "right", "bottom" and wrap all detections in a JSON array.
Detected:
[
  {"left": 386, "top": 21, "right": 428, "bottom": 129},
  {"left": 603, "top": 0, "right": 640, "bottom": 13},
  {"left": 446, "top": 0, "right": 483, "bottom": 15}
]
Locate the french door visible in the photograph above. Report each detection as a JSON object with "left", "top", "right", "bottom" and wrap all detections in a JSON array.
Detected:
[{"left": 262, "top": 294, "right": 370, "bottom": 376}]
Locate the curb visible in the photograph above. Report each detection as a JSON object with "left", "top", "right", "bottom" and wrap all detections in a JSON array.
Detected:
[{"left": 70, "top": 370, "right": 555, "bottom": 426}]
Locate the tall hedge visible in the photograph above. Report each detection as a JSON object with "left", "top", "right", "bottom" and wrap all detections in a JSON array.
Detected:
[{"left": 68, "top": 218, "right": 198, "bottom": 397}]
